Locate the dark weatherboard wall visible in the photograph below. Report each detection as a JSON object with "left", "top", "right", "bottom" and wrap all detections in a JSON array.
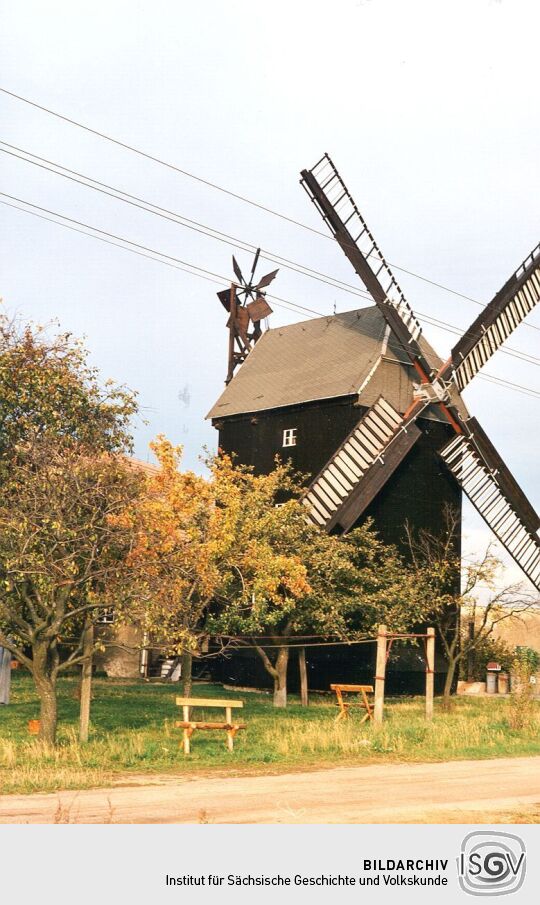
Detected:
[
  {"left": 216, "top": 395, "right": 359, "bottom": 479},
  {"left": 215, "top": 394, "right": 461, "bottom": 553}
]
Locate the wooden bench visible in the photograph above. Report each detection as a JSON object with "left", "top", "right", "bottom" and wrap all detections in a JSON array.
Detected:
[
  {"left": 175, "top": 697, "right": 246, "bottom": 754},
  {"left": 330, "top": 684, "right": 374, "bottom": 723}
]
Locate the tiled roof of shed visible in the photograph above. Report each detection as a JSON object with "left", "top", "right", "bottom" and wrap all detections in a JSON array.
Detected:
[
  {"left": 125, "top": 457, "right": 160, "bottom": 476},
  {"left": 207, "top": 306, "right": 453, "bottom": 421}
]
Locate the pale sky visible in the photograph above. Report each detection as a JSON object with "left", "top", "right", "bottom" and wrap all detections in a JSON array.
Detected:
[{"left": 1, "top": 0, "right": 539, "bottom": 585}]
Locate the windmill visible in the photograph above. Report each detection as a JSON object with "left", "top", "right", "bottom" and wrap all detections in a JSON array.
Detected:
[
  {"left": 299, "top": 154, "right": 540, "bottom": 590},
  {"left": 216, "top": 248, "right": 278, "bottom": 383}
]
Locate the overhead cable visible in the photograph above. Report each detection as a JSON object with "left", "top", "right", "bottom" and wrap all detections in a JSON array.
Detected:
[
  {"left": 2, "top": 142, "right": 540, "bottom": 368},
  {"left": 2, "top": 194, "right": 539, "bottom": 401},
  {"left": 3, "top": 85, "right": 538, "bottom": 329}
]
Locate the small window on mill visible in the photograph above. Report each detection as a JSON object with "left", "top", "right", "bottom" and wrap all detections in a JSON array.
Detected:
[{"left": 282, "top": 428, "right": 297, "bottom": 448}]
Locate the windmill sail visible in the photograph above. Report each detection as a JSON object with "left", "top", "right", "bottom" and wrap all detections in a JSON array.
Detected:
[
  {"left": 466, "top": 418, "right": 540, "bottom": 535},
  {"left": 300, "top": 154, "right": 434, "bottom": 377},
  {"left": 294, "top": 155, "right": 540, "bottom": 589},
  {"left": 303, "top": 397, "right": 423, "bottom": 533},
  {"left": 441, "top": 432, "right": 540, "bottom": 590},
  {"left": 444, "top": 242, "right": 540, "bottom": 391}
]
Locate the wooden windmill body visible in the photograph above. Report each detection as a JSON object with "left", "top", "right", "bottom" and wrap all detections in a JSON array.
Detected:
[
  {"left": 207, "top": 155, "right": 540, "bottom": 691},
  {"left": 207, "top": 306, "right": 462, "bottom": 555}
]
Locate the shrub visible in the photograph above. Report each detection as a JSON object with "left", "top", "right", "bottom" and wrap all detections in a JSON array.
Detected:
[
  {"left": 508, "top": 649, "right": 539, "bottom": 730},
  {"left": 466, "top": 637, "right": 515, "bottom": 681}
]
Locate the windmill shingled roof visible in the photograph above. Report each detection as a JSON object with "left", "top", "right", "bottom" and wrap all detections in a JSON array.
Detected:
[{"left": 206, "top": 306, "right": 449, "bottom": 421}]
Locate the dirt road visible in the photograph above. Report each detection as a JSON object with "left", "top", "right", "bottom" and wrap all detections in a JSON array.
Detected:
[{"left": 1, "top": 757, "right": 539, "bottom": 824}]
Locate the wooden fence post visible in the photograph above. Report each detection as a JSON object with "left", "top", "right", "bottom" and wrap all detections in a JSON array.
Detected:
[
  {"left": 426, "top": 627, "right": 435, "bottom": 721},
  {"left": 79, "top": 621, "right": 94, "bottom": 743},
  {"left": 466, "top": 620, "right": 475, "bottom": 682},
  {"left": 183, "top": 704, "right": 191, "bottom": 755},
  {"left": 373, "top": 624, "right": 387, "bottom": 725},
  {"left": 299, "top": 647, "right": 309, "bottom": 706}
]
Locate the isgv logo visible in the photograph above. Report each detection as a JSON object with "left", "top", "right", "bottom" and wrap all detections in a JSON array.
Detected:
[{"left": 458, "top": 831, "right": 526, "bottom": 896}]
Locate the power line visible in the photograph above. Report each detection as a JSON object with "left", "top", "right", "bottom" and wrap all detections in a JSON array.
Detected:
[
  {"left": 3, "top": 193, "right": 539, "bottom": 402},
  {"left": 3, "top": 140, "right": 540, "bottom": 370},
  {"left": 3, "top": 194, "right": 540, "bottom": 403},
  {"left": 414, "top": 311, "right": 540, "bottom": 369},
  {"left": 0, "top": 194, "right": 327, "bottom": 320},
  {"left": 0, "top": 140, "right": 376, "bottom": 304},
  {"left": 0, "top": 87, "right": 329, "bottom": 235},
  {"left": 471, "top": 372, "right": 540, "bottom": 400},
  {"left": 3, "top": 85, "right": 538, "bottom": 329},
  {"left": 387, "top": 344, "right": 540, "bottom": 400}
]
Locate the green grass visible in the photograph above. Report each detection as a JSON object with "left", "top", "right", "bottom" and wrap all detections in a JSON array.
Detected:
[{"left": 1, "top": 674, "right": 539, "bottom": 796}]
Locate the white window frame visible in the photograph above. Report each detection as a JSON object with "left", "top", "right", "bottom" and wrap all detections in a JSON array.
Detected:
[{"left": 282, "top": 428, "right": 297, "bottom": 448}]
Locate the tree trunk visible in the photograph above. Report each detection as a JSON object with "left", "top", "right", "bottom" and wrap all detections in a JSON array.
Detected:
[
  {"left": 254, "top": 642, "right": 290, "bottom": 708},
  {"left": 442, "top": 656, "right": 459, "bottom": 710},
  {"left": 466, "top": 621, "right": 475, "bottom": 681},
  {"left": 272, "top": 646, "right": 289, "bottom": 708},
  {"left": 34, "top": 671, "right": 58, "bottom": 745},
  {"left": 298, "top": 647, "right": 308, "bottom": 706},
  {"left": 32, "top": 641, "right": 59, "bottom": 745},
  {"left": 181, "top": 650, "right": 193, "bottom": 698}
]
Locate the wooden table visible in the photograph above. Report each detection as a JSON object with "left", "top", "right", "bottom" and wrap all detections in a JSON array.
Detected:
[
  {"left": 175, "top": 696, "right": 246, "bottom": 754},
  {"left": 330, "top": 684, "right": 374, "bottom": 723}
]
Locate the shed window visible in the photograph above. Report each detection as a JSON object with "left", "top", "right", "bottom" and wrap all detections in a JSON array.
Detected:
[{"left": 282, "top": 428, "right": 297, "bottom": 448}]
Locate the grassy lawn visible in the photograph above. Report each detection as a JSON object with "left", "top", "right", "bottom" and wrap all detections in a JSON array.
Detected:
[{"left": 1, "top": 674, "right": 539, "bottom": 796}]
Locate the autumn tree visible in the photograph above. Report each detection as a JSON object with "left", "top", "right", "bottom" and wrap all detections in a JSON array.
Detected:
[
  {"left": 206, "top": 459, "right": 420, "bottom": 707},
  {"left": 125, "top": 441, "right": 420, "bottom": 707},
  {"left": 116, "top": 437, "right": 218, "bottom": 697},
  {"left": 406, "top": 507, "right": 539, "bottom": 708},
  {"left": 0, "top": 316, "right": 135, "bottom": 468},
  {"left": 0, "top": 315, "right": 139, "bottom": 743}
]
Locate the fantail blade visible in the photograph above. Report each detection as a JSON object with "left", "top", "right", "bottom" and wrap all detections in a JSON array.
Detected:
[
  {"left": 232, "top": 255, "right": 244, "bottom": 284},
  {"left": 249, "top": 248, "right": 261, "bottom": 283},
  {"left": 256, "top": 268, "right": 279, "bottom": 290}
]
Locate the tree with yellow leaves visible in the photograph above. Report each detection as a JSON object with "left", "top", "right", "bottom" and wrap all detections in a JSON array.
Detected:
[
  {"left": 125, "top": 439, "right": 417, "bottom": 707},
  {"left": 115, "top": 437, "right": 218, "bottom": 696}
]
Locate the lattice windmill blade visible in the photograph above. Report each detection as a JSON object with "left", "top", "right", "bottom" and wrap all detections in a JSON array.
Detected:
[
  {"left": 465, "top": 417, "right": 540, "bottom": 536},
  {"left": 441, "top": 424, "right": 540, "bottom": 591},
  {"left": 303, "top": 396, "right": 426, "bottom": 532},
  {"left": 300, "top": 154, "right": 435, "bottom": 379},
  {"left": 440, "top": 241, "right": 540, "bottom": 391}
]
